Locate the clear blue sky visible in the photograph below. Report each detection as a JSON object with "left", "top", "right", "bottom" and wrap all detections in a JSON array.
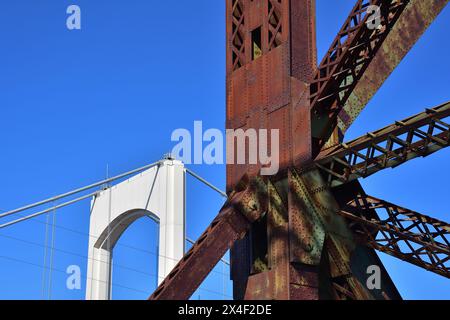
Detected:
[{"left": 0, "top": 0, "right": 449, "bottom": 300}]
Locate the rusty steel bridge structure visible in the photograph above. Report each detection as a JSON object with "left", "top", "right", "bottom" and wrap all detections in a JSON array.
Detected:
[{"left": 149, "top": 0, "right": 450, "bottom": 300}]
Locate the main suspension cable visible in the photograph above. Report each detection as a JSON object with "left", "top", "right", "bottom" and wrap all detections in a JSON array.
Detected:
[
  {"left": 0, "top": 161, "right": 161, "bottom": 220},
  {"left": 0, "top": 191, "right": 98, "bottom": 229}
]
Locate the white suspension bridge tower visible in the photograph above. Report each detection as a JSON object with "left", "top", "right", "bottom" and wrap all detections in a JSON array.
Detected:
[{"left": 0, "top": 155, "right": 229, "bottom": 300}]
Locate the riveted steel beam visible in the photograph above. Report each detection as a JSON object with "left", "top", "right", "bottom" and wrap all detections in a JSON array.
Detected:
[
  {"left": 149, "top": 176, "right": 268, "bottom": 300},
  {"left": 339, "top": 194, "right": 450, "bottom": 278},
  {"left": 289, "top": 169, "right": 401, "bottom": 300},
  {"left": 310, "top": 0, "right": 410, "bottom": 153},
  {"left": 337, "top": 0, "right": 450, "bottom": 135},
  {"left": 315, "top": 102, "right": 450, "bottom": 187}
]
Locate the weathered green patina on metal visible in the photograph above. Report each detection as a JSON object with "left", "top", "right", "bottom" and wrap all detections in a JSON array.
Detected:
[{"left": 337, "top": 0, "right": 450, "bottom": 135}]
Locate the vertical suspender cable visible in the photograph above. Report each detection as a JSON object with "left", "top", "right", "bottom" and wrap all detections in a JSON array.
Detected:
[
  {"left": 47, "top": 204, "right": 56, "bottom": 300},
  {"left": 41, "top": 213, "right": 50, "bottom": 299}
]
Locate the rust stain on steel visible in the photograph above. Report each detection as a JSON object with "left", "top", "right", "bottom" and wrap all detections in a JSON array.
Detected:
[
  {"left": 227, "top": 0, "right": 318, "bottom": 300},
  {"left": 338, "top": 0, "right": 450, "bottom": 134},
  {"left": 150, "top": 205, "right": 247, "bottom": 300},
  {"left": 152, "top": 0, "right": 450, "bottom": 302},
  {"left": 226, "top": 0, "right": 425, "bottom": 299},
  {"left": 288, "top": 169, "right": 326, "bottom": 266},
  {"left": 243, "top": 174, "right": 324, "bottom": 300},
  {"left": 226, "top": 0, "right": 316, "bottom": 192},
  {"left": 317, "top": 102, "right": 450, "bottom": 187},
  {"left": 149, "top": 176, "right": 268, "bottom": 300},
  {"left": 339, "top": 194, "right": 450, "bottom": 279},
  {"left": 266, "top": 180, "right": 289, "bottom": 299},
  {"left": 310, "top": 0, "right": 411, "bottom": 153}
]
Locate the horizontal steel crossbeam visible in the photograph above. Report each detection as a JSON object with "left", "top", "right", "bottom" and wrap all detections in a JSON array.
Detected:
[
  {"left": 315, "top": 102, "right": 450, "bottom": 187},
  {"left": 338, "top": 194, "right": 450, "bottom": 278}
]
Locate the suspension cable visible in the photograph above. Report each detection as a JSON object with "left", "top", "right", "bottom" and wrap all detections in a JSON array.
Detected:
[
  {"left": 1, "top": 208, "right": 226, "bottom": 274},
  {"left": 41, "top": 212, "right": 50, "bottom": 299},
  {"left": 0, "top": 254, "right": 232, "bottom": 298},
  {"left": 185, "top": 168, "right": 228, "bottom": 198},
  {"left": 47, "top": 205, "right": 56, "bottom": 300},
  {"left": 0, "top": 191, "right": 98, "bottom": 229},
  {"left": 0, "top": 232, "right": 230, "bottom": 279},
  {"left": 0, "top": 162, "right": 234, "bottom": 299},
  {"left": 1, "top": 163, "right": 222, "bottom": 229},
  {"left": 0, "top": 161, "right": 161, "bottom": 219}
]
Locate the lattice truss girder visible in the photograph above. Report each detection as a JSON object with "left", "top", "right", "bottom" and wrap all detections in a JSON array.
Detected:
[
  {"left": 149, "top": 0, "right": 450, "bottom": 299},
  {"left": 335, "top": 0, "right": 450, "bottom": 135},
  {"left": 230, "top": 0, "right": 284, "bottom": 71},
  {"left": 312, "top": 100, "right": 450, "bottom": 280},
  {"left": 316, "top": 102, "right": 450, "bottom": 187},
  {"left": 148, "top": 110, "right": 450, "bottom": 299},
  {"left": 338, "top": 194, "right": 450, "bottom": 278},
  {"left": 309, "top": 0, "right": 450, "bottom": 282},
  {"left": 268, "top": 0, "right": 283, "bottom": 49},
  {"left": 231, "top": 0, "right": 246, "bottom": 70},
  {"left": 310, "top": 0, "right": 410, "bottom": 147}
]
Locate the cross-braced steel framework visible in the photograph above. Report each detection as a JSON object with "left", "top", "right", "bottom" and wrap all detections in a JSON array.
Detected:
[{"left": 149, "top": 0, "right": 450, "bottom": 300}]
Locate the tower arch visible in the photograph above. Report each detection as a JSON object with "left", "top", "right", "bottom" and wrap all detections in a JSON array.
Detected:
[{"left": 86, "top": 159, "right": 185, "bottom": 300}]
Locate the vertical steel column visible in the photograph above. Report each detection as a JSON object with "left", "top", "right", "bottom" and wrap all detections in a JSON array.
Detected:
[
  {"left": 226, "top": 0, "right": 401, "bottom": 300},
  {"left": 227, "top": 0, "right": 320, "bottom": 300}
]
